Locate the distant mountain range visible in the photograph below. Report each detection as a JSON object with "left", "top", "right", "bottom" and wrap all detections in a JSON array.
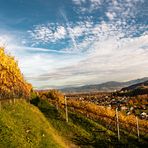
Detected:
[
  {"left": 121, "top": 80, "right": 148, "bottom": 91},
  {"left": 60, "top": 77, "right": 148, "bottom": 93}
]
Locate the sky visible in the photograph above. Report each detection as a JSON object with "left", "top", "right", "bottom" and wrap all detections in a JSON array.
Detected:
[{"left": 0, "top": 0, "right": 148, "bottom": 89}]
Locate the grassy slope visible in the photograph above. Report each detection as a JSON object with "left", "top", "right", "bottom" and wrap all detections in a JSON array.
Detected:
[
  {"left": 34, "top": 99, "right": 148, "bottom": 148},
  {"left": 0, "top": 100, "right": 67, "bottom": 148},
  {"left": 0, "top": 98, "right": 147, "bottom": 148}
]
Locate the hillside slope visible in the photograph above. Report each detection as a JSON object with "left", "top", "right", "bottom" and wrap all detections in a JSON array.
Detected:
[
  {"left": 0, "top": 100, "right": 67, "bottom": 148},
  {"left": 121, "top": 80, "right": 148, "bottom": 91},
  {"left": 31, "top": 97, "right": 148, "bottom": 147},
  {"left": 116, "top": 80, "right": 148, "bottom": 96}
]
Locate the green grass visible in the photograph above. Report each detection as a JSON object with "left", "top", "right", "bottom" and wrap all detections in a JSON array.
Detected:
[
  {"left": 32, "top": 98, "right": 148, "bottom": 148},
  {"left": 0, "top": 100, "right": 67, "bottom": 148},
  {"left": 0, "top": 98, "right": 147, "bottom": 148}
]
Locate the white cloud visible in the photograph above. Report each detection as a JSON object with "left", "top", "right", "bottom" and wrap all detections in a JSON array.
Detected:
[
  {"left": 106, "top": 0, "right": 145, "bottom": 22},
  {"left": 28, "top": 24, "right": 67, "bottom": 44},
  {"left": 54, "top": 26, "right": 66, "bottom": 39},
  {"left": 1, "top": 0, "right": 147, "bottom": 89},
  {"left": 72, "top": 0, "right": 101, "bottom": 12},
  {"left": 106, "top": 11, "right": 116, "bottom": 20},
  {"left": 1, "top": 28, "right": 148, "bottom": 89},
  {"left": 0, "top": 34, "right": 16, "bottom": 47},
  {"left": 29, "top": 0, "right": 147, "bottom": 51},
  {"left": 72, "top": 0, "right": 145, "bottom": 22},
  {"left": 27, "top": 33, "right": 148, "bottom": 88},
  {"left": 72, "top": 0, "right": 86, "bottom": 5}
]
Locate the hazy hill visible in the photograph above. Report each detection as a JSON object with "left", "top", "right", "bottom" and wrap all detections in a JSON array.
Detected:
[
  {"left": 60, "top": 77, "right": 148, "bottom": 93},
  {"left": 121, "top": 80, "right": 148, "bottom": 91},
  {"left": 118, "top": 80, "right": 148, "bottom": 96}
]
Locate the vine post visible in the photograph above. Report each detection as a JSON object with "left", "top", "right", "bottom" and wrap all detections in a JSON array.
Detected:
[
  {"left": 65, "top": 96, "right": 68, "bottom": 122},
  {"left": 116, "top": 108, "right": 120, "bottom": 141}
]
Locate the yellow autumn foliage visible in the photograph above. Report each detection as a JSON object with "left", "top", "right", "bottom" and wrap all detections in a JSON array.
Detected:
[
  {"left": 68, "top": 99, "right": 148, "bottom": 132},
  {"left": 0, "top": 47, "right": 32, "bottom": 99}
]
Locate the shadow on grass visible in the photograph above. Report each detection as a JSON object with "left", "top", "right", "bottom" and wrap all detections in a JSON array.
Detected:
[{"left": 30, "top": 98, "right": 62, "bottom": 120}]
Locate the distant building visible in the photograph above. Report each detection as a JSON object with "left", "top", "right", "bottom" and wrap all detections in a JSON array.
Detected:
[
  {"left": 121, "top": 106, "right": 128, "bottom": 111},
  {"left": 140, "top": 112, "right": 148, "bottom": 119}
]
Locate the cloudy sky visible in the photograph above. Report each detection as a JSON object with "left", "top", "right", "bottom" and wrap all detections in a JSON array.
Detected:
[{"left": 0, "top": 0, "right": 148, "bottom": 89}]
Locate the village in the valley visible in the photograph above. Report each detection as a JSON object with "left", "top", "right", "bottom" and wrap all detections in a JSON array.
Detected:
[{"left": 66, "top": 92, "right": 148, "bottom": 120}]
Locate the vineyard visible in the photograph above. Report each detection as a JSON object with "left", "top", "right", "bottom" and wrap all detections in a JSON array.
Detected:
[
  {"left": 30, "top": 93, "right": 148, "bottom": 147},
  {"left": 0, "top": 47, "right": 32, "bottom": 99},
  {"left": 34, "top": 90, "right": 148, "bottom": 145},
  {"left": 67, "top": 100, "right": 148, "bottom": 136}
]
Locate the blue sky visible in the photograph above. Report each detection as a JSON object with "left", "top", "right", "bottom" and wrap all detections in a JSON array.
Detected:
[{"left": 0, "top": 0, "right": 148, "bottom": 89}]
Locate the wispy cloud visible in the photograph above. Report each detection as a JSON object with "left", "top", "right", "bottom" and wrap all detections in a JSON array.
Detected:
[
  {"left": 60, "top": 9, "right": 78, "bottom": 49},
  {"left": 1, "top": 26, "right": 148, "bottom": 89},
  {"left": 72, "top": 0, "right": 101, "bottom": 12},
  {"left": 0, "top": 0, "right": 147, "bottom": 89},
  {"left": 30, "top": 33, "right": 148, "bottom": 88},
  {"left": 28, "top": 24, "right": 67, "bottom": 44}
]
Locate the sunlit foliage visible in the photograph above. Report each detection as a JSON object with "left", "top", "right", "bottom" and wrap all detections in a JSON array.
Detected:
[
  {"left": 67, "top": 99, "right": 148, "bottom": 134},
  {"left": 38, "top": 89, "right": 65, "bottom": 108},
  {"left": 0, "top": 47, "right": 32, "bottom": 99}
]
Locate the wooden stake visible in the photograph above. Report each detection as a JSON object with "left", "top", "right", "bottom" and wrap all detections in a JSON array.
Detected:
[
  {"left": 136, "top": 116, "right": 140, "bottom": 141},
  {"left": 116, "top": 108, "right": 120, "bottom": 141},
  {"left": 65, "top": 96, "right": 68, "bottom": 122}
]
